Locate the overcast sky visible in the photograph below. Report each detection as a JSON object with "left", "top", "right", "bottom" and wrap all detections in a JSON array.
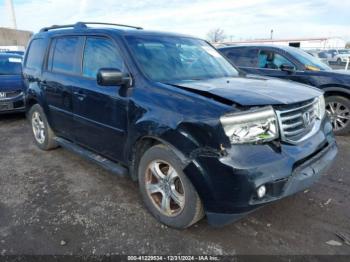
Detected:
[{"left": 0, "top": 0, "right": 349, "bottom": 41}]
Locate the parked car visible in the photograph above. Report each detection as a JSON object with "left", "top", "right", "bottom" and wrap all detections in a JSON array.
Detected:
[
  {"left": 23, "top": 22, "right": 337, "bottom": 228},
  {"left": 0, "top": 53, "right": 25, "bottom": 114},
  {"left": 219, "top": 45, "right": 350, "bottom": 135},
  {"left": 326, "top": 49, "right": 350, "bottom": 65},
  {"left": 306, "top": 50, "right": 329, "bottom": 65}
]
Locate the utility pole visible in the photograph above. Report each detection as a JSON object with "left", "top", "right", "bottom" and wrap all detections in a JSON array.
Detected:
[{"left": 6, "top": 0, "right": 17, "bottom": 29}]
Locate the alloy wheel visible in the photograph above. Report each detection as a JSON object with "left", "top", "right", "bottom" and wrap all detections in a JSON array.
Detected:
[
  {"left": 32, "top": 111, "right": 46, "bottom": 144},
  {"left": 145, "top": 160, "right": 185, "bottom": 217},
  {"left": 326, "top": 101, "right": 350, "bottom": 131}
]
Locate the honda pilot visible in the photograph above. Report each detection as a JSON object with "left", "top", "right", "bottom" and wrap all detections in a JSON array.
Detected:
[{"left": 23, "top": 22, "right": 337, "bottom": 228}]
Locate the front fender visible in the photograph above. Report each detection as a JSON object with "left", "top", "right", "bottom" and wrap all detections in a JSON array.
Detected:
[{"left": 322, "top": 86, "right": 350, "bottom": 96}]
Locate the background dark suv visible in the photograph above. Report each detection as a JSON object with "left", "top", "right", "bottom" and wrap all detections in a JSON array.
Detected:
[
  {"left": 23, "top": 22, "right": 337, "bottom": 228},
  {"left": 219, "top": 45, "right": 350, "bottom": 135}
]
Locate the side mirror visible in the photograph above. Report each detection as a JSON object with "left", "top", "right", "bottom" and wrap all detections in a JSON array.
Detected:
[
  {"left": 97, "top": 68, "right": 131, "bottom": 87},
  {"left": 280, "top": 64, "right": 295, "bottom": 73}
]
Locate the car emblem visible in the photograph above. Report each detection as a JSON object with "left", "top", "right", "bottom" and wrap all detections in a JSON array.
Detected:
[
  {"left": 302, "top": 111, "right": 311, "bottom": 127},
  {"left": 0, "top": 92, "right": 6, "bottom": 99}
]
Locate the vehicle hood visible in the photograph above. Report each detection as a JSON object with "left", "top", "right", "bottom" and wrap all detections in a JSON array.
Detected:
[
  {"left": 169, "top": 76, "right": 322, "bottom": 106},
  {"left": 0, "top": 75, "right": 24, "bottom": 92}
]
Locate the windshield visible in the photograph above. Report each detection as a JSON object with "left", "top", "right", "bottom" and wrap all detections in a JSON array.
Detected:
[
  {"left": 288, "top": 48, "right": 331, "bottom": 71},
  {"left": 126, "top": 35, "right": 239, "bottom": 82},
  {"left": 339, "top": 49, "right": 350, "bottom": 54},
  {"left": 0, "top": 56, "right": 22, "bottom": 75}
]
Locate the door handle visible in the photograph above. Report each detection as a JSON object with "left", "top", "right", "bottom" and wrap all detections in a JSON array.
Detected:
[{"left": 73, "top": 91, "right": 87, "bottom": 101}]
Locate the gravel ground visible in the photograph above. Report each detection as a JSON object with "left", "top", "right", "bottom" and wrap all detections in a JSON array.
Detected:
[{"left": 0, "top": 113, "right": 349, "bottom": 255}]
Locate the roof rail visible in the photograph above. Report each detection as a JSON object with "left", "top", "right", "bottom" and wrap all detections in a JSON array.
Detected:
[
  {"left": 78, "top": 22, "right": 143, "bottom": 30},
  {"left": 39, "top": 22, "right": 142, "bottom": 32}
]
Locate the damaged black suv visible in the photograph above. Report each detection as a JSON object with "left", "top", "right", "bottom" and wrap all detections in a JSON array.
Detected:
[{"left": 23, "top": 22, "right": 337, "bottom": 228}]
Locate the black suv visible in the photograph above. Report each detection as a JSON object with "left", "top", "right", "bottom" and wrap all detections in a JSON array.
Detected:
[
  {"left": 23, "top": 22, "right": 337, "bottom": 228},
  {"left": 219, "top": 45, "right": 350, "bottom": 135}
]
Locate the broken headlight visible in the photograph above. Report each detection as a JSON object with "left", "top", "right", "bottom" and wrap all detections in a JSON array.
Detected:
[{"left": 220, "top": 106, "right": 279, "bottom": 144}]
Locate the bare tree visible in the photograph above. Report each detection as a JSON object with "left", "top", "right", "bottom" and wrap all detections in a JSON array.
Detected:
[
  {"left": 207, "top": 28, "right": 226, "bottom": 43},
  {"left": 346, "top": 42, "right": 350, "bottom": 49}
]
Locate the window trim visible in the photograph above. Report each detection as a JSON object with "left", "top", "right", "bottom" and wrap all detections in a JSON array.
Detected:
[{"left": 45, "top": 38, "right": 57, "bottom": 72}]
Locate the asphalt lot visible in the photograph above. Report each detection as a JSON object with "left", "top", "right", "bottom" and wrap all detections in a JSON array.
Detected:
[{"left": 0, "top": 113, "right": 349, "bottom": 255}]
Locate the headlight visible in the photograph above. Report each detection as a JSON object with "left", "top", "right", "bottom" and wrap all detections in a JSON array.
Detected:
[
  {"left": 316, "top": 95, "right": 326, "bottom": 120},
  {"left": 220, "top": 106, "right": 279, "bottom": 144}
]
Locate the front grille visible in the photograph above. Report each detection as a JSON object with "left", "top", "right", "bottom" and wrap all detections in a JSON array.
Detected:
[
  {"left": 0, "top": 90, "right": 23, "bottom": 100},
  {"left": 275, "top": 98, "right": 320, "bottom": 144}
]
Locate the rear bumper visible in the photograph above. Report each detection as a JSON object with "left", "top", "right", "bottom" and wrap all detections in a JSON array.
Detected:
[
  {"left": 0, "top": 93, "right": 25, "bottom": 114},
  {"left": 183, "top": 119, "right": 338, "bottom": 226}
]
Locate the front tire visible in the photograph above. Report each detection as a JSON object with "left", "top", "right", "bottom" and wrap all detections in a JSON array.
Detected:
[
  {"left": 138, "top": 144, "right": 204, "bottom": 229},
  {"left": 28, "top": 104, "right": 58, "bottom": 150},
  {"left": 337, "top": 58, "right": 342, "bottom": 65},
  {"left": 325, "top": 96, "right": 350, "bottom": 136}
]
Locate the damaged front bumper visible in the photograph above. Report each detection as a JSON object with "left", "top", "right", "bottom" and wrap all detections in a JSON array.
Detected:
[{"left": 183, "top": 119, "right": 338, "bottom": 226}]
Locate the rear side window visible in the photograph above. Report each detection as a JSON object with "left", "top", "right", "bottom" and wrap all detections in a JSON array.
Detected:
[
  {"left": 82, "top": 37, "right": 124, "bottom": 78},
  {"left": 25, "top": 38, "right": 46, "bottom": 70},
  {"left": 225, "top": 48, "right": 258, "bottom": 67},
  {"left": 51, "top": 37, "right": 81, "bottom": 74}
]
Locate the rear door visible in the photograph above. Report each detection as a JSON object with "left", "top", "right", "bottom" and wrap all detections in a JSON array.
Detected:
[
  {"left": 72, "top": 36, "right": 128, "bottom": 162},
  {"left": 42, "top": 36, "right": 84, "bottom": 140}
]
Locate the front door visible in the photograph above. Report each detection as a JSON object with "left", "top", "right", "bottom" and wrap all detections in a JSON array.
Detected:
[{"left": 72, "top": 36, "right": 129, "bottom": 162}]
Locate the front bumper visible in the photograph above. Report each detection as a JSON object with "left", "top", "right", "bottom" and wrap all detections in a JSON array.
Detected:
[
  {"left": 184, "top": 119, "right": 337, "bottom": 226},
  {"left": 0, "top": 93, "right": 25, "bottom": 114}
]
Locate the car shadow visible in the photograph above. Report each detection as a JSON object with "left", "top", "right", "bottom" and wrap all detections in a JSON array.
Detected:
[{"left": 0, "top": 113, "right": 26, "bottom": 122}]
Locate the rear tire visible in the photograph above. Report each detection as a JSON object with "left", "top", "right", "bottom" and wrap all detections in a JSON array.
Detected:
[
  {"left": 325, "top": 96, "right": 350, "bottom": 136},
  {"left": 28, "top": 104, "right": 58, "bottom": 150},
  {"left": 138, "top": 144, "right": 204, "bottom": 229}
]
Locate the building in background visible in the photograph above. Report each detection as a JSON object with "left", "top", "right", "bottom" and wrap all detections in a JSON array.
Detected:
[
  {"left": 0, "top": 27, "right": 33, "bottom": 52},
  {"left": 222, "top": 37, "right": 346, "bottom": 50}
]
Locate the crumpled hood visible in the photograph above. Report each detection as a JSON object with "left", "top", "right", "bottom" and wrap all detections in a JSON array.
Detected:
[
  {"left": 0, "top": 75, "right": 24, "bottom": 92},
  {"left": 169, "top": 76, "right": 322, "bottom": 106}
]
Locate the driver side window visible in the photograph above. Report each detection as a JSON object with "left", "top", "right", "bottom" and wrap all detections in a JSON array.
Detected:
[
  {"left": 258, "top": 50, "right": 295, "bottom": 70},
  {"left": 82, "top": 37, "right": 124, "bottom": 78}
]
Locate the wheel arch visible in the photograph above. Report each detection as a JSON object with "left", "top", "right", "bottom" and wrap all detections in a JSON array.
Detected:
[
  {"left": 321, "top": 86, "right": 350, "bottom": 100},
  {"left": 128, "top": 135, "right": 189, "bottom": 181},
  {"left": 26, "top": 97, "right": 38, "bottom": 111}
]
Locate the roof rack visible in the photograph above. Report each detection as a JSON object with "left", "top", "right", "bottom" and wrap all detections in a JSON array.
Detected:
[{"left": 40, "top": 22, "right": 143, "bottom": 32}]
